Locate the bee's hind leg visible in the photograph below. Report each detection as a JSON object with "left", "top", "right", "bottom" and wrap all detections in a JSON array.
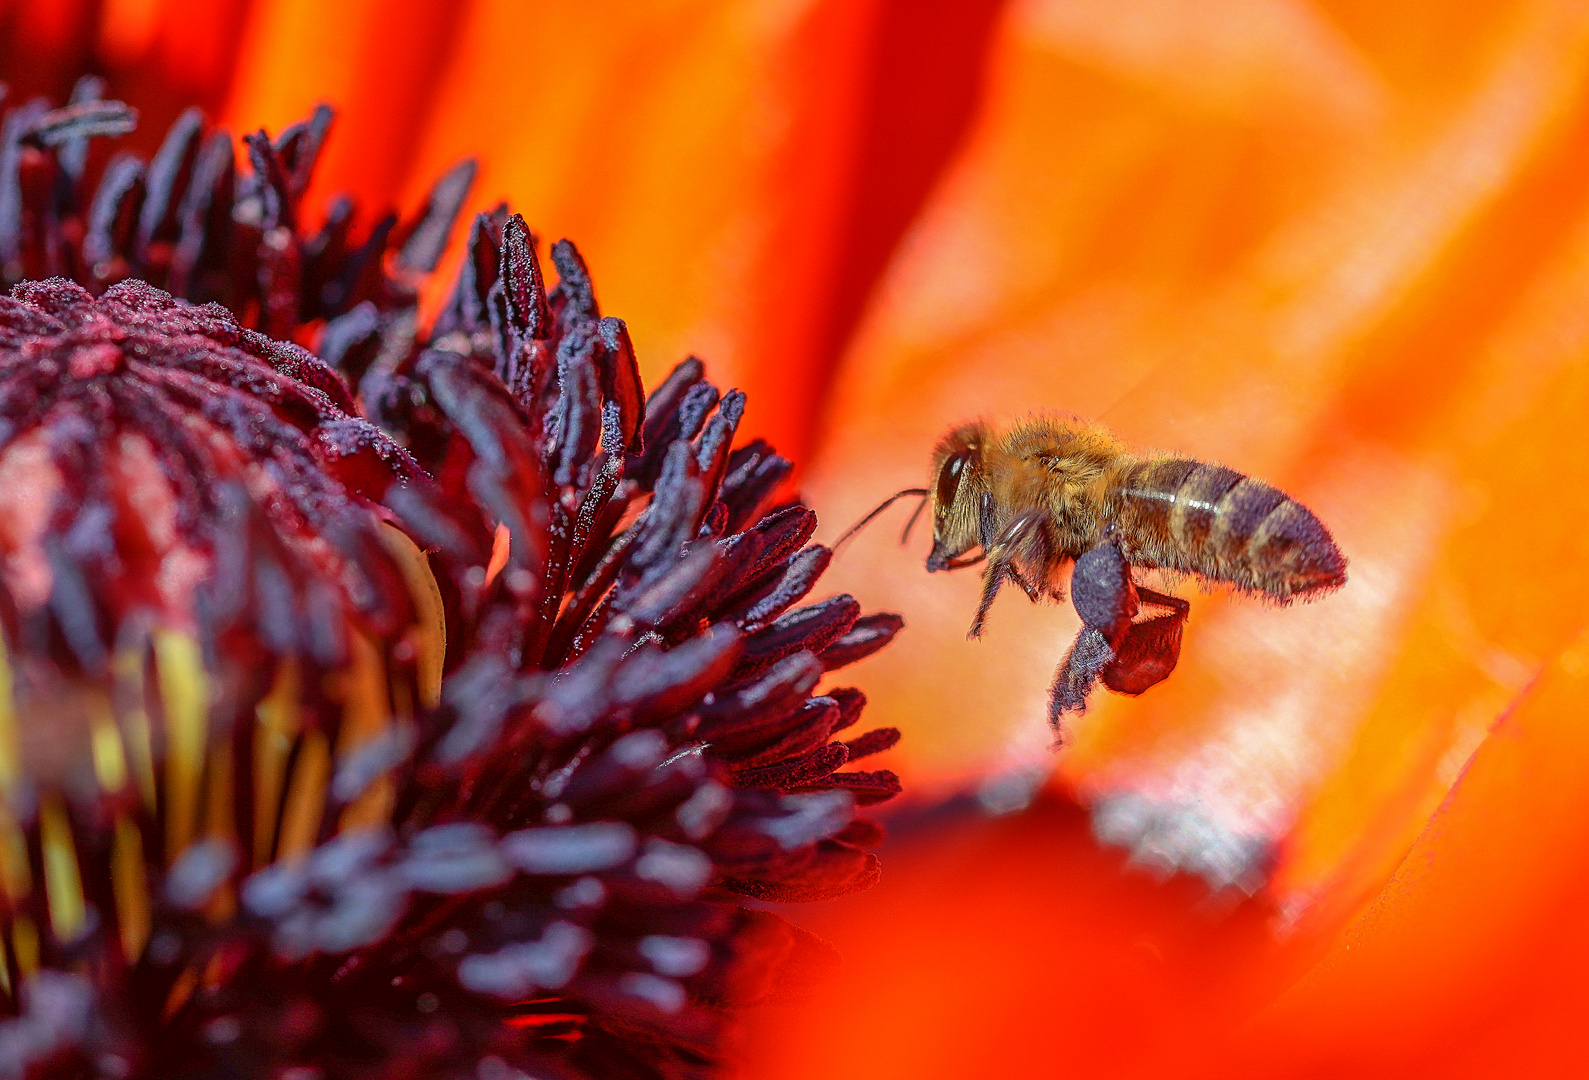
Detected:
[
  {"left": 1048, "top": 626, "right": 1118, "bottom": 728},
  {"left": 1047, "top": 543, "right": 1190, "bottom": 729},
  {"left": 1047, "top": 540, "right": 1136, "bottom": 725},
  {"left": 1101, "top": 588, "right": 1188, "bottom": 695},
  {"left": 1134, "top": 585, "right": 1189, "bottom": 617}
]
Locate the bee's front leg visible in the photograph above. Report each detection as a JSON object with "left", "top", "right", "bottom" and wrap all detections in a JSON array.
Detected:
[{"left": 968, "top": 509, "right": 1051, "bottom": 638}]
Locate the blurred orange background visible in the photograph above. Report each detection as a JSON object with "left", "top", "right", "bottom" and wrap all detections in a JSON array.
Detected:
[{"left": 6, "top": 0, "right": 1589, "bottom": 1074}]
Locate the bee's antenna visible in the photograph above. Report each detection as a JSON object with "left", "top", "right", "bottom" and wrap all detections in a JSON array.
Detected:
[
  {"left": 899, "top": 492, "right": 929, "bottom": 545},
  {"left": 832, "top": 488, "right": 930, "bottom": 555}
]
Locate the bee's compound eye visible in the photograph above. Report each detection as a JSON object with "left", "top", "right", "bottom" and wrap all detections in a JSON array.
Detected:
[{"left": 936, "top": 448, "right": 975, "bottom": 512}]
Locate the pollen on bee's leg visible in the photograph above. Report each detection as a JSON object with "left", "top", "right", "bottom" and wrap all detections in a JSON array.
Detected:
[{"left": 1071, "top": 541, "right": 1138, "bottom": 641}]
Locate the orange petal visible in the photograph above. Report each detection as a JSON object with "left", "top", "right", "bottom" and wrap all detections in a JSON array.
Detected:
[
  {"left": 1238, "top": 622, "right": 1589, "bottom": 1075},
  {"left": 736, "top": 793, "right": 1318, "bottom": 1079},
  {"left": 223, "top": 0, "right": 462, "bottom": 213}
]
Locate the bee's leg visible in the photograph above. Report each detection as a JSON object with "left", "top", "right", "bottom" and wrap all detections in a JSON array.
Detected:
[
  {"left": 1048, "top": 627, "right": 1116, "bottom": 728},
  {"left": 1135, "top": 585, "right": 1190, "bottom": 616},
  {"left": 1099, "top": 584, "right": 1189, "bottom": 696},
  {"left": 1047, "top": 541, "right": 1137, "bottom": 723},
  {"left": 1070, "top": 540, "right": 1138, "bottom": 639},
  {"left": 1048, "top": 606, "right": 1187, "bottom": 732},
  {"left": 968, "top": 509, "right": 1051, "bottom": 638},
  {"left": 968, "top": 562, "right": 1010, "bottom": 639},
  {"left": 1101, "top": 610, "right": 1187, "bottom": 694},
  {"left": 1051, "top": 549, "right": 1194, "bottom": 724},
  {"left": 1006, "top": 563, "right": 1043, "bottom": 602}
]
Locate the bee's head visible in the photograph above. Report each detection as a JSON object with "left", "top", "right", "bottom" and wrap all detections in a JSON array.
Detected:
[{"left": 926, "top": 424, "right": 987, "bottom": 572}]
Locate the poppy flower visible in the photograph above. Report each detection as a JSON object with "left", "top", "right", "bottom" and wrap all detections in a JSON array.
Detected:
[
  {"left": 0, "top": 85, "right": 903, "bottom": 1078},
  {"left": 5, "top": 0, "right": 1589, "bottom": 1076}
]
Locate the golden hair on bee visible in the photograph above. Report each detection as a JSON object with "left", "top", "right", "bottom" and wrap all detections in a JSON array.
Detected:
[{"left": 905, "top": 414, "right": 1346, "bottom": 728}]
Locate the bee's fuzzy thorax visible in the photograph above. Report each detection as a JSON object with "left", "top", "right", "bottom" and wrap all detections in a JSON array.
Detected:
[{"left": 988, "top": 417, "right": 1126, "bottom": 562}]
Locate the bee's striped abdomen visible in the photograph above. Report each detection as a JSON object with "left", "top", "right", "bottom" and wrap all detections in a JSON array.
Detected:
[{"left": 1111, "top": 458, "right": 1345, "bottom": 601}]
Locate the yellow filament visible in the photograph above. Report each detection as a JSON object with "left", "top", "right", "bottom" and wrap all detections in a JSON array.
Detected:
[
  {"left": 379, "top": 523, "right": 447, "bottom": 708},
  {"left": 202, "top": 949, "right": 230, "bottom": 990},
  {"left": 0, "top": 933, "right": 10, "bottom": 996},
  {"left": 338, "top": 768, "right": 395, "bottom": 834},
  {"left": 0, "top": 804, "right": 31, "bottom": 904},
  {"left": 116, "top": 645, "right": 157, "bottom": 810},
  {"left": 39, "top": 799, "right": 85, "bottom": 942},
  {"left": 205, "top": 739, "right": 235, "bottom": 843},
  {"left": 161, "top": 963, "right": 198, "bottom": 1020},
  {"left": 277, "top": 731, "right": 330, "bottom": 862},
  {"left": 0, "top": 631, "right": 17, "bottom": 799},
  {"left": 91, "top": 697, "right": 129, "bottom": 793},
  {"left": 334, "top": 633, "right": 391, "bottom": 750},
  {"left": 155, "top": 629, "right": 209, "bottom": 864},
  {"left": 10, "top": 917, "right": 37, "bottom": 975},
  {"left": 336, "top": 632, "right": 394, "bottom": 833},
  {"left": 252, "top": 661, "right": 302, "bottom": 867},
  {"left": 390, "top": 677, "right": 414, "bottom": 739},
  {"left": 112, "top": 816, "right": 149, "bottom": 962},
  {"left": 201, "top": 744, "right": 237, "bottom": 921},
  {"left": 484, "top": 522, "right": 511, "bottom": 590}
]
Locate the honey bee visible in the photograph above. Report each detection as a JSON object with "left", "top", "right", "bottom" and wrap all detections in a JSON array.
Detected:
[{"left": 842, "top": 416, "right": 1347, "bottom": 729}]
